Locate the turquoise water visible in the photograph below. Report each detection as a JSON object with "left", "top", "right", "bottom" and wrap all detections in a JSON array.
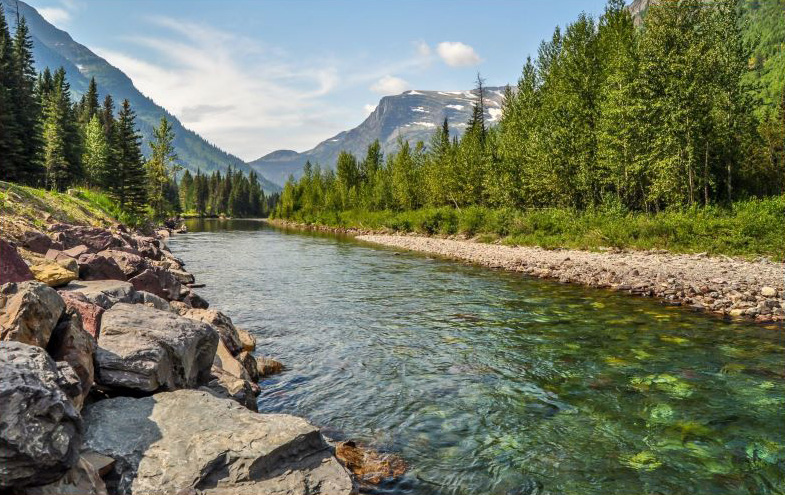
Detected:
[{"left": 169, "top": 219, "right": 785, "bottom": 495}]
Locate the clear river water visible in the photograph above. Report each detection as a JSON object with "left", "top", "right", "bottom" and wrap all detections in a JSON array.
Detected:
[{"left": 169, "top": 219, "right": 784, "bottom": 495}]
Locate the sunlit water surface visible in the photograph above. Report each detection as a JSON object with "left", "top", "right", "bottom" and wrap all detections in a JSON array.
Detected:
[{"left": 169, "top": 219, "right": 785, "bottom": 495}]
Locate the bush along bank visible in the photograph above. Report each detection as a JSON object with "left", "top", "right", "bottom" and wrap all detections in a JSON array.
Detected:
[{"left": 0, "top": 222, "right": 359, "bottom": 494}]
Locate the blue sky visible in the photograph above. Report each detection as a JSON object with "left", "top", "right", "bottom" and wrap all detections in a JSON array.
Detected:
[{"left": 28, "top": 0, "right": 609, "bottom": 160}]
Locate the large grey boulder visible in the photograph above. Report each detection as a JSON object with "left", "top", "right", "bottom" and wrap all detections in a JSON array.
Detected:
[
  {"left": 59, "top": 280, "right": 141, "bottom": 310},
  {"left": 95, "top": 303, "right": 218, "bottom": 393},
  {"left": 180, "top": 308, "right": 243, "bottom": 355},
  {"left": 82, "top": 390, "right": 355, "bottom": 495},
  {"left": 0, "top": 342, "right": 82, "bottom": 489},
  {"left": 0, "top": 281, "right": 65, "bottom": 347}
]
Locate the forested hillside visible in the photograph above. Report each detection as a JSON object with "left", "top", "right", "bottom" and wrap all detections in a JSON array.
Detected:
[{"left": 275, "top": 0, "right": 784, "bottom": 245}]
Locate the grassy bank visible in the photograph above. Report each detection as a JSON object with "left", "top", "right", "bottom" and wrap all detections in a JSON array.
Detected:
[
  {"left": 0, "top": 181, "right": 123, "bottom": 240},
  {"left": 279, "top": 197, "right": 785, "bottom": 259}
]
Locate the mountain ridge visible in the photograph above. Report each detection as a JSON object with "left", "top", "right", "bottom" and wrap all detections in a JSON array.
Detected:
[{"left": 250, "top": 88, "right": 507, "bottom": 186}]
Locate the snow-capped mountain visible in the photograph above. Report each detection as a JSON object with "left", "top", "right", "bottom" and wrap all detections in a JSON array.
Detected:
[{"left": 250, "top": 88, "right": 507, "bottom": 186}]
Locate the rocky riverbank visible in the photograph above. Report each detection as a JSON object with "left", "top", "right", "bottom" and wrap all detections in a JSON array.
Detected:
[
  {"left": 0, "top": 221, "right": 357, "bottom": 494},
  {"left": 357, "top": 234, "right": 784, "bottom": 324}
]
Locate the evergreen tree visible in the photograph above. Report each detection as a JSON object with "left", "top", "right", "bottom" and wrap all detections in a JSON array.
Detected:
[
  {"left": 111, "top": 99, "right": 147, "bottom": 215},
  {"left": 10, "top": 15, "right": 43, "bottom": 184},
  {"left": 0, "top": 5, "right": 19, "bottom": 177},
  {"left": 82, "top": 114, "right": 109, "bottom": 188},
  {"left": 79, "top": 77, "right": 100, "bottom": 125},
  {"left": 146, "top": 117, "right": 178, "bottom": 219}
]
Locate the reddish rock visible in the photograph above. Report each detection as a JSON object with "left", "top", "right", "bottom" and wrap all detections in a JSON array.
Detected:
[
  {"left": 47, "top": 308, "right": 96, "bottom": 410},
  {"left": 98, "top": 249, "right": 149, "bottom": 278},
  {"left": 63, "top": 245, "right": 90, "bottom": 258},
  {"left": 128, "top": 268, "right": 181, "bottom": 300},
  {"left": 0, "top": 239, "right": 34, "bottom": 284},
  {"left": 20, "top": 231, "right": 53, "bottom": 254},
  {"left": 59, "top": 291, "right": 104, "bottom": 339},
  {"left": 47, "top": 225, "right": 120, "bottom": 253},
  {"left": 77, "top": 254, "right": 126, "bottom": 281}
]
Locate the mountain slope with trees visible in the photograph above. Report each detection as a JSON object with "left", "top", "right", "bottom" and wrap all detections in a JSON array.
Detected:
[{"left": 0, "top": 0, "right": 279, "bottom": 193}]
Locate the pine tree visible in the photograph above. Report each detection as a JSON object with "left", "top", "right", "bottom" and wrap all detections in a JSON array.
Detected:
[
  {"left": 111, "top": 99, "right": 147, "bottom": 215},
  {"left": 10, "top": 16, "right": 43, "bottom": 185},
  {"left": 146, "top": 117, "right": 178, "bottom": 219},
  {"left": 82, "top": 114, "right": 109, "bottom": 188},
  {"left": 179, "top": 169, "right": 194, "bottom": 212},
  {"left": 79, "top": 77, "right": 100, "bottom": 125},
  {"left": 0, "top": 5, "right": 20, "bottom": 178}
]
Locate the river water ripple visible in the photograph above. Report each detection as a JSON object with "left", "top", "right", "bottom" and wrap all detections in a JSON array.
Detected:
[{"left": 169, "top": 219, "right": 785, "bottom": 495}]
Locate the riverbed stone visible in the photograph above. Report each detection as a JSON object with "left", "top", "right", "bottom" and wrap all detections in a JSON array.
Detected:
[
  {"left": 30, "top": 262, "right": 79, "bottom": 287},
  {"left": 237, "top": 326, "right": 256, "bottom": 352},
  {"left": 335, "top": 440, "right": 406, "bottom": 485},
  {"left": 77, "top": 253, "right": 126, "bottom": 281},
  {"left": 60, "top": 280, "right": 141, "bottom": 309},
  {"left": 1, "top": 281, "right": 65, "bottom": 347},
  {"left": 1, "top": 238, "right": 35, "bottom": 284},
  {"left": 181, "top": 308, "right": 243, "bottom": 355},
  {"left": 169, "top": 268, "right": 195, "bottom": 285},
  {"left": 82, "top": 390, "right": 354, "bottom": 495},
  {"left": 761, "top": 286, "right": 777, "bottom": 297},
  {"left": 95, "top": 303, "right": 218, "bottom": 393},
  {"left": 0, "top": 341, "right": 82, "bottom": 489},
  {"left": 59, "top": 291, "right": 104, "bottom": 339},
  {"left": 128, "top": 267, "right": 181, "bottom": 300},
  {"left": 257, "top": 356, "right": 285, "bottom": 377},
  {"left": 47, "top": 308, "right": 96, "bottom": 410}
]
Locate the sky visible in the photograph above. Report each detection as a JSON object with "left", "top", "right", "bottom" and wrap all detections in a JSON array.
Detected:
[{"left": 26, "top": 0, "right": 609, "bottom": 161}]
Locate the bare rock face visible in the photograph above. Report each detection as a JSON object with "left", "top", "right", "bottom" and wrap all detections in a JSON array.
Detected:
[
  {"left": 58, "top": 291, "right": 104, "bottom": 339},
  {"left": 95, "top": 303, "right": 218, "bottom": 393},
  {"left": 47, "top": 309, "right": 96, "bottom": 410},
  {"left": 0, "top": 238, "right": 34, "bottom": 284},
  {"left": 181, "top": 308, "right": 243, "bottom": 355},
  {"left": 98, "top": 249, "right": 149, "bottom": 278},
  {"left": 128, "top": 268, "right": 181, "bottom": 300},
  {"left": 59, "top": 280, "right": 141, "bottom": 310},
  {"left": 0, "top": 341, "right": 82, "bottom": 489},
  {"left": 0, "top": 281, "right": 65, "bottom": 347},
  {"left": 82, "top": 390, "right": 355, "bottom": 495},
  {"left": 77, "top": 253, "right": 126, "bottom": 281},
  {"left": 201, "top": 365, "right": 259, "bottom": 411},
  {"left": 23, "top": 456, "right": 108, "bottom": 495}
]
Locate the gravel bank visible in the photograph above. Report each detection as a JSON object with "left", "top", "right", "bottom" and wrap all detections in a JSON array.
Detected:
[{"left": 357, "top": 234, "right": 784, "bottom": 324}]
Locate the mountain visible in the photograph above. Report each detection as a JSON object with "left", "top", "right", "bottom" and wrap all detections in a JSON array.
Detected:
[
  {"left": 0, "top": 0, "right": 280, "bottom": 192},
  {"left": 250, "top": 88, "right": 506, "bottom": 186}
]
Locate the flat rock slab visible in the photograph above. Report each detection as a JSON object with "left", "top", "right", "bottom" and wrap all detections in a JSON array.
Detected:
[
  {"left": 95, "top": 303, "right": 218, "bottom": 393},
  {"left": 82, "top": 390, "right": 354, "bottom": 495},
  {"left": 60, "top": 280, "right": 141, "bottom": 310}
]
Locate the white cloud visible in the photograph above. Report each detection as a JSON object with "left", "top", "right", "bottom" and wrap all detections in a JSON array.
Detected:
[
  {"left": 415, "top": 40, "right": 431, "bottom": 57},
  {"left": 364, "top": 104, "right": 377, "bottom": 114},
  {"left": 370, "top": 75, "right": 408, "bottom": 95},
  {"left": 436, "top": 41, "right": 482, "bottom": 67},
  {"left": 38, "top": 7, "right": 71, "bottom": 25}
]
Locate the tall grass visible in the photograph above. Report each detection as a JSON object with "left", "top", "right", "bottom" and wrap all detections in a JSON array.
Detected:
[{"left": 285, "top": 196, "right": 785, "bottom": 259}]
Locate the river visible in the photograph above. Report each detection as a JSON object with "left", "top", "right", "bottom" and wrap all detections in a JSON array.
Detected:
[{"left": 169, "top": 218, "right": 784, "bottom": 495}]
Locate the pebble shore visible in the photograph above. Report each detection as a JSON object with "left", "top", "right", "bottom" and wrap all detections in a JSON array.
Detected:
[{"left": 357, "top": 234, "right": 784, "bottom": 324}]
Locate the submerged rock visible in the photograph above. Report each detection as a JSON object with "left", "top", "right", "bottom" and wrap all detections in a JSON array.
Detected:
[
  {"left": 257, "top": 356, "right": 285, "bottom": 377},
  {"left": 335, "top": 440, "right": 406, "bottom": 485},
  {"left": 0, "top": 341, "right": 82, "bottom": 489},
  {"left": 82, "top": 390, "right": 355, "bottom": 495},
  {"left": 95, "top": 303, "right": 218, "bottom": 393},
  {"left": 0, "top": 281, "right": 65, "bottom": 347}
]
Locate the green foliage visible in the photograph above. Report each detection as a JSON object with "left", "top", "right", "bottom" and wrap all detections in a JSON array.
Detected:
[
  {"left": 146, "top": 117, "right": 179, "bottom": 220},
  {"left": 275, "top": 0, "right": 783, "bottom": 257},
  {"left": 178, "top": 166, "right": 270, "bottom": 218}
]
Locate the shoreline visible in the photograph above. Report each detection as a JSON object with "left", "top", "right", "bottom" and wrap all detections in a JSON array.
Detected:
[
  {"left": 356, "top": 234, "right": 784, "bottom": 324},
  {"left": 264, "top": 219, "right": 783, "bottom": 324}
]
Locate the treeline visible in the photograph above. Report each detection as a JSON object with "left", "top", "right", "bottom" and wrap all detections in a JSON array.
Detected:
[
  {"left": 179, "top": 168, "right": 275, "bottom": 217},
  {"left": 275, "top": 0, "right": 784, "bottom": 220},
  {"left": 0, "top": 6, "right": 271, "bottom": 221}
]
